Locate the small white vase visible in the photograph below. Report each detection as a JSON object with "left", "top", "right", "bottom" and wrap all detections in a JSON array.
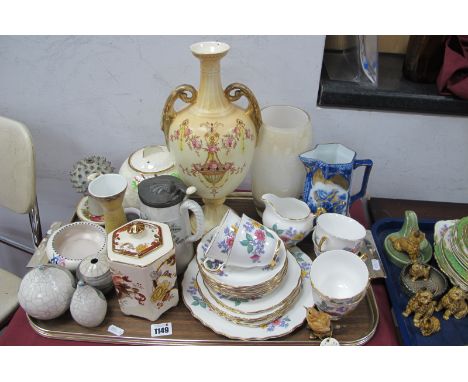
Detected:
[{"left": 70, "top": 281, "right": 107, "bottom": 328}]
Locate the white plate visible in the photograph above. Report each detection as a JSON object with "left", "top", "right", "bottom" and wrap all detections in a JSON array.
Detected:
[
  {"left": 207, "top": 250, "right": 302, "bottom": 314},
  {"left": 197, "top": 229, "right": 287, "bottom": 288},
  {"left": 182, "top": 250, "right": 314, "bottom": 340}
]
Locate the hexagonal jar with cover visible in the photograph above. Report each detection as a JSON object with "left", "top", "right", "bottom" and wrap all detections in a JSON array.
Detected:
[{"left": 107, "top": 219, "right": 178, "bottom": 321}]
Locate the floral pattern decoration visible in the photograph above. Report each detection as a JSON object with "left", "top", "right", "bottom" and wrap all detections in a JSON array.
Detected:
[
  {"left": 187, "top": 278, "right": 207, "bottom": 309},
  {"left": 261, "top": 316, "right": 291, "bottom": 332},
  {"left": 50, "top": 255, "right": 66, "bottom": 267},
  {"left": 313, "top": 189, "right": 348, "bottom": 215},
  {"left": 291, "top": 250, "right": 311, "bottom": 280},
  {"left": 112, "top": 273, "right": 146, "bottom": 305},
  {"left": 240, "top": 219, "right": 275, "bottom": 263},
  {"left": 217, "top": 223, "right": 239, "bottom": 253},
  {"left": 271, "top": 224, "right": 306, "bottom": 246}
]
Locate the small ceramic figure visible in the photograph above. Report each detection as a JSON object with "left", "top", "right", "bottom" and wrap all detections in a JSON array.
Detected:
[
  {"left": 402, "top": 289, "right": 437, "bottom": 327},
  {"left": 409, "top": 262, "right": 431, "bottom": 282},
  {"left": 389, "top": 229, "right": 426, "bottom": 263},
  {"left": 70, "top": 281, "right": 107, "bottom": 328},
  {"left": 384, "top": 210, "right": 432, "bottom": 268},
  {"left": 261, "top": 193, "right": 315, "bottom": 248},
  {"left": 419, "top": 316, "right": 441, "bottom": 336},
  {"left": 436, "top": 286, "right": 468, "bottom": 320},
  {"left": 18, "top": 265, "right": 76, "bottom": 320},
  {"left": 306, "top": 307, "right": 332, "bottom": 340}
]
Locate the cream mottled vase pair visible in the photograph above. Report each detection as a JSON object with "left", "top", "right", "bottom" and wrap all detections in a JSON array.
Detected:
[{"left": 162, "top": 42, "right": 262, "bottom": 231}]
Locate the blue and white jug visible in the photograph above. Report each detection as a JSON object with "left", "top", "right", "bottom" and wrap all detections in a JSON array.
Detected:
[{"left": 299, "top": 143, "right": 373, "bottom": 215}]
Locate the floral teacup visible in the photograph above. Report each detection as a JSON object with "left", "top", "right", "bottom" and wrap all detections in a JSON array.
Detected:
[
  {"left": 203, "top": 210, "right": 240, "bottom": 271},
  {"left": 310, "top": 250, "right": 369, "bottom": 320},
  {"left": 314, "top": 213, "right": 366, "bottom": 254},
  {"left": 229, "top": 214, "right": 279, "bottom": 268}
]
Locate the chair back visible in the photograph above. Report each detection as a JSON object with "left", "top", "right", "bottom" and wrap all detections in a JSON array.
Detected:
[{"left": 0, "top": 116, "right": 36, "bottom": 214}]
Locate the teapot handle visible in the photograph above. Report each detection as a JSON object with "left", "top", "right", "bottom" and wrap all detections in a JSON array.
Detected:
[
  {"left": 180, "top": 199, "right": 205, "bottom": 243},
  {"left": 224, "top": 83, "right": 262, "bottom": 144},
  {"left": 161, "top": 84, "right": 198, "bottom": 146}
]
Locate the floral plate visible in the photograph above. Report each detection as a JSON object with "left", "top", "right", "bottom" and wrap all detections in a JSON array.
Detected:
[
  {"left": 76, "top": 196, "right": 105, "bottom": 226},
  {"left": 182, "top": 250, "right": 314, "bottom": 340},
  {"left": 202, "top": 250, "right": 302, "bottom": 316},
  {"left": 196, "top": 229, "right": 287, "bottom": 289}
]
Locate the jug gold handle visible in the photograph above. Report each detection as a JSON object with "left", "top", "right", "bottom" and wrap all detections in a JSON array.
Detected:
[
  {"left": 161, "top": 84, "right": 198, "bottom": 146},
  {"left": 224, "top": 83, "right": 262, "bottom": 144}
]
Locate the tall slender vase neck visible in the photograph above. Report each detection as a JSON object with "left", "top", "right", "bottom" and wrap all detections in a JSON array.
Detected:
[{"left": 196, "top": 57, "right": 230, "bottom": 112}]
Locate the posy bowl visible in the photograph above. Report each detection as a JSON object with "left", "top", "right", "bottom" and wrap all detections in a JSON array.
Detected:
[
  {"left": 310, "top": 249, "right": 369, "bottom": 319},
  {"left": 46, "top": 222, "right": 107, "bottom": 271}
]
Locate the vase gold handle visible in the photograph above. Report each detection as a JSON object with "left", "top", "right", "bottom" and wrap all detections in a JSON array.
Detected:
[
  {"left": 224, "top": 83, "right": 262, "bottom": 143},
  {"left": 161, "top": 84, "right": 198, "bottom": 146}
]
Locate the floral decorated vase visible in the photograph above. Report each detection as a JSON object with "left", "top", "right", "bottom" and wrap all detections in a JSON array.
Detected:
[{"left": 161, "top": 41, "right": 262, "bottom": 232}]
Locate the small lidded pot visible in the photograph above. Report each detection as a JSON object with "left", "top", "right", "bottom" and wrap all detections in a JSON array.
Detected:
[
  {"left": 107, "top": 219, "right": 178, "bottom": 321},
  {"left": 77, "top": 255, "right": 114, "bottom": 295}
]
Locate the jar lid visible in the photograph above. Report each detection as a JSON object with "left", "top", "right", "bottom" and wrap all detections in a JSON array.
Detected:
[{"left": 138, "top": 175, "right": 187, "bottom": 208}]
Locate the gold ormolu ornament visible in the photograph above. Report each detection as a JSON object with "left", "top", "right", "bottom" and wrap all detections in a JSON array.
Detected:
[{"left": 161, "top": 42, "right": 262, "bottom": 232}]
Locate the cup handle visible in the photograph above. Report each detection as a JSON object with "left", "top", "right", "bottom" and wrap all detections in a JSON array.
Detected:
[
  {"left": 318, "top": 236, "right": 327, "bottom": 253},
  {"left": 180, "top": 199, "right": 205, "bottom": 243},
  {"left": 350, "top": 159, "right": 373, "bottom": 205}
]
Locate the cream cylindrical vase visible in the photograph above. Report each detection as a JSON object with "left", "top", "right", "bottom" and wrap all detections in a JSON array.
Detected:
[
  {"left": 252, "top": 105, "right": 313, "bottom": 214},
  {"left": 161, "top": 41, "right": 262, "bottom": 232}
]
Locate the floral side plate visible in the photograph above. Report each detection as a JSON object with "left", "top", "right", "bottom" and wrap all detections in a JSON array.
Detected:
[
  {"left": 204, "top": 250, "right": 302, "bottom": 315},
  {"left": 76, "top": 196, "right": 105, "bottom": 226},
  {"left": 182, "top": 250, "right": 314, "bottom": 340},
  {"left": 196, "top": 229, "right": 287, "bottom": 288}
]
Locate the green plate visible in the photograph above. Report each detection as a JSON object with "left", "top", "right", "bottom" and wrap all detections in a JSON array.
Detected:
[
  {"left": 384, "top": 233, "right": 432, "bottom": 268},
  {"left": 455, "top": 216, "right": 468, "bottom": 254},
  {"left": 434, "top": 242, "right": 468, "bottom": 291},
  {"left": 441, "top": 229, "right": 468, "bottom": 281}
]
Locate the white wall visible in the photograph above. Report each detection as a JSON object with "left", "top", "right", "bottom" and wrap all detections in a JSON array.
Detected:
[{"left": 1, "top": 35, "right": 467, "bottom": 276}]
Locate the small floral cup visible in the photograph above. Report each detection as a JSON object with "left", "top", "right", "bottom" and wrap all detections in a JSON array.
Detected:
[
  {"left": 229, "top": 214, "right": 279, "bottom": 268},
  {"left": 203, "top": 210, "right": 240, "bottom": 271}
]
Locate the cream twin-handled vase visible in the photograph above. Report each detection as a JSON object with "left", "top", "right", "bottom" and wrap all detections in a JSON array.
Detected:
[
  {"left": 130, "top": 175, "right": 205, "bottom": 275},
  {"left": 261, "top": 193, "right": 315, "bottom": 248},
  {"left": 161, "top": 41, "right": 262, "bottom": 232}
]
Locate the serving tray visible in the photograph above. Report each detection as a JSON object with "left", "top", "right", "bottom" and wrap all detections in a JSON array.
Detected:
[
  {"left": 27, "top": 193, "right": 379, "bottom": 345},
  {"left": 372, "top": 218, "right": 468, "bottom": 346}
]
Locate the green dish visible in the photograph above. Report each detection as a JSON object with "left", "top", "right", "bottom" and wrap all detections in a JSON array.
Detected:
[
  {"left": 455, "top": 216, "right": 468, "bottom": 254},
  {"left": 440, "top": 230, "right": 468, "bottom": 282},
  {"left": 434, "top": 242, "right": 467, "bottom": 290},
  {"left": 384, "top": 210, "right": 432, "bottom": 268}
]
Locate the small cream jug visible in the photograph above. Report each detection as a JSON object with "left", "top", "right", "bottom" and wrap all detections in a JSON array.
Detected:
[{"left": 261, "top": 193, "right": 315, "bottom": 248}]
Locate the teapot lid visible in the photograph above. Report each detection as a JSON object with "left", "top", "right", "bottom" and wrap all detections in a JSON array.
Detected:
[{"left": 138, "top": 175, "right": 188, "bottom": 208}]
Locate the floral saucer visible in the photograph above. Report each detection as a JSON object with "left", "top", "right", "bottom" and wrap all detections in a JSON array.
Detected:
[
  {"left": 197, "top": 229, "right": 287, "bottom": 289},
  {"left": 76, "top": 196, "right": 105, "bottom": 226},
  {"left": 182, "top": 250, "right": 314, "bottom": 340},
  {"left": 208, "top": 250, "right": 302, "bottom": 315}
]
